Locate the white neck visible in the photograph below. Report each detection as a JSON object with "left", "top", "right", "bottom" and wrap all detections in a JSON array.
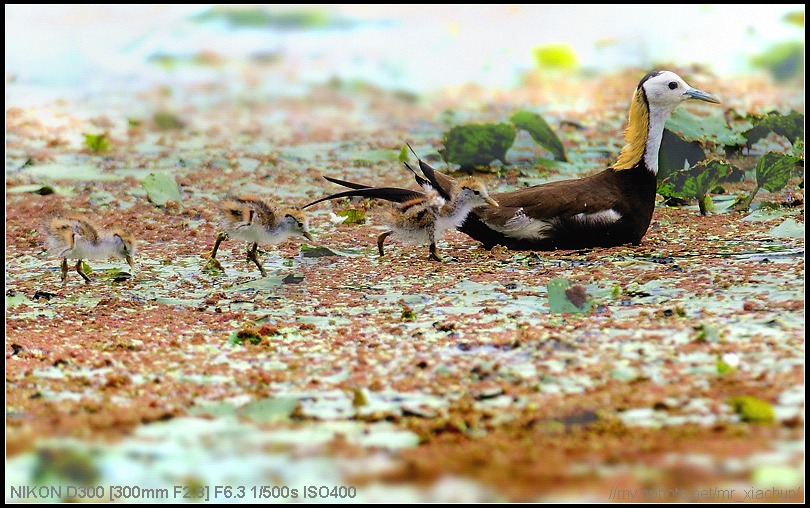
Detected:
[
  {"left": 438, "top": 196, "right": 477, "bottom": 231},
  {"left": 644, "top": 105, "right": 677, "bottom": 175}
]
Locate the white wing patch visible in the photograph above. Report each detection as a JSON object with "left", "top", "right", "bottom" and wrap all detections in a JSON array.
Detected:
[
  {"left": 489, "top": 208, "right": 554, "bottom": 240},
  {"left": 574, "top": 209, "right": 622, "bottom": 225}
]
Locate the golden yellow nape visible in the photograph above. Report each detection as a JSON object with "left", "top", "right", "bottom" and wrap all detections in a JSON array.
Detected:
[{"left": 612, "top": 88, "right": 650, "bottom": 171}]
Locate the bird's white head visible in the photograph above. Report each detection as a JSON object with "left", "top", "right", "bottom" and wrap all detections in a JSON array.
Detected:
[
  {"left": 111, "top": 229, "right": 136, "bottom": 271},
  {"left": 281, "top": 209, "right": 314, "bottom": 242},
  {"left": 641, "top": 70, "right": 720, "bottom": 117},
  {"left": 455, "top": 179, "right": 499, "bottom": 208},
  {"left": 613, "top": 70, "right": 720, "bottom": 173}
]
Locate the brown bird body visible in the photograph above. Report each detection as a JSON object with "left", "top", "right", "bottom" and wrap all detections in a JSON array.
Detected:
[
  {"left": 44, "top": 214, "right": 136, "bottom": 284},
  {"left": 208, "top": 195, "right": 313, "bottom": 276},
  {"left": 430, "top": 164, "right": 656, "bottom": 250},
  {"left": 322, "top": 70, "right": 720, "bottom": 251}
]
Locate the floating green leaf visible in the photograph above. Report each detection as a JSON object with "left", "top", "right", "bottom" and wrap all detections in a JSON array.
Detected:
[
  {"left": 336, "top": 208, "right": 366, "bottom": 224},
  {"left": 532, "top": 44, "right": 578, "bottom": 70},
  {"left": 693, "top": 323, "right": 720, "bottom": 343},
  {"left": 439, "top": 123, "right": 516, "bottom": 171},
  {"left": 83, "top": 133, "right": 110, "bottom": 153},
  {"left": 729, "top": 396, "right": 775, "bottom": 423},
  {"left": 510, "top": 111, "right": 568, "bottom": 161},
  {"left": 238, "top": 397, "right": 299, "bottom": 423},
  {"left": 351, "top": 388, "right": 368, "bottom": 408},
  {"left": 6, "top": 184, "right": 57, "bottom": 195},
  {"left": 192, "top": 6, "right": 336, "bottom": 30},
  {"left": 398, "top": 144, "right": 409, "bottom": 163},
  {"left": 547, "top": 278, "right": 593, "bottom": 314},
  {"left": 153, "top": 111, "right": 185, "bottom": 130},
  {"left": 21, "top": 163, "right": 121, "bottom": 182},
  {"left": 401, "top": 304, "right": 417, "bottom": 321},
  {"left": 301, "top": 244, "right": 340, "bottom": 257},
  {"left": 282, "top": 274, "right": 304, "bottom": 284},
  {"left": 717, "top": 359, "right": 734, "bottom": 375},
  {"left": 767, "top": 218, "right": 804, "bottom": 239},
  {"left": 233, "top": 276, "right": 286, "bottom": 291},
  {"left": 143, "top": 172, "right": 182, "bottom": 206},
  {"left": 202, "top": 256, "right": 225, "bottom": 275},
  {"left": 187, "top": 402, "right": 238, "bottom": 417},
  {"left": 744, "top": 111, "right": 804, "bottom": 146},
  {"left": 657, "top": 159, "right": 736, "bottom": 215},
  {"left": 229, "top": 328, "right": 263, "bottom": 346},
  {"left": 155, "top": 296, "right": 203, "bottom": 307},
  {"left": 6, "top": 292, "right": 32, "bottom": 308},
  {"left": 735, "top": 152, "right": 802, "bottom": 211},
  {"left": 99, "top": 268, "right": 132, "bottom": 281},
  {"left": 664, "top": 108, "right": 745, "bottom": 146},
  {"left": 32, "top": 447, "right": 99, "bottom": 488},
  {"left": 757, "top": 152, "right": 801, "bottom": 192}
]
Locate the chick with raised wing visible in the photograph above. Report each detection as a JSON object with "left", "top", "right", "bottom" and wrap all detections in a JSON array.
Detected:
[
  {"left": 207, "top": 196, "right": 314, "bottom": 276},
  {"left": 303, "top": 176, "right": 497, "bottom": 261},
  {"left": 45, "top": 214, "right": 136, "bottom": 284}
]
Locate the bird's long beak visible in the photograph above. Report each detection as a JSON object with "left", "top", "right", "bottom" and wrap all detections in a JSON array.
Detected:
[
  {"left": 303, "top": 231, "right": 315, "bottom": 242},
  {"left": 484, "top": 197, "right": 499, "bottom": 207},
  {"left": 684, "top": 88, "right": 720, "bottom": 104},
  {"left": 126, "top": 255, "right": 135, "bottom": 272}
]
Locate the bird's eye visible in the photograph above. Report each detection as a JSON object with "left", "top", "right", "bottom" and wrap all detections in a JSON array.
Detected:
[
  {"left": 668, "top": 82, "right": 678, "bottom": 90},
  {"left": 473, "top": 190, "right": 481, "bottom": 195}
]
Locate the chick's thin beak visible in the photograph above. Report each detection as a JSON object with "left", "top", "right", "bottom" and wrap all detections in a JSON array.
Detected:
[
  {"left": 126, "top": 255, "right": 135, "bottom": 271},
  {"left": 485, "top": 197, "right": 499, "bottom": 207},
  {"left": 684, "top": 87, "right": 720, "bottom": 104},
  {"left": 303, "top": 231, "right": 315, "bottom": 242}
]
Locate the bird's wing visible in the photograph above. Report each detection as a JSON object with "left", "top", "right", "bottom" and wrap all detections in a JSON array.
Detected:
[
  {"left": 219, "top": 196, "right": 256, "bottom": 225},
  {"left": 44, "top": 215, "right": 78, "bottom": 249},
  {"left": 402, "top": 162, "right": 433, "bottom": 192},
  {"left": 44, "top": 215, "right": 72, "bottom": 236},
  {"left": 413, "top": 159, "right": 454, "bottom": 201},
  {"left": 67, "top": 215, "right": 101, "bottom": 243},
  {"left": 403, "top": 141, "right": 454, "bottom": 201},
  {"left": 477, "top": 171, "right": 623, "bottom": 225}
]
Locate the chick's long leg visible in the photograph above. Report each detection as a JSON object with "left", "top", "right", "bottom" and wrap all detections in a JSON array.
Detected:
[
  {"left": 76, "top": 259, "right": 92, "bottom": 284},
  {"left": 204, "top": 232, "right": 227, "bottom": 272},
  {"left": 246, "top": 242, "right": 267, "bottom": 277},
  {"left": 427, "top": 223, "right": 443, "bottom": 262},
  {"left": 377, "top": 231, "right": 392, "bottom": 257},
  {"left": 61, "top": 258, "right": 68, "bottom": 285},
  {"left": 209, "top": 232, "right": 228, "bottom": 259}
]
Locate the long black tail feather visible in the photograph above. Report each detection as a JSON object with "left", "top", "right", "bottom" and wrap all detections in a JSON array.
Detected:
[
  {"left": 303, "top": 141, "right": 455, "bottom": 211},
  {"left": 302, "top": 180, "right": 424, "bottom": 209},
  {"left": 322, "top": 175, "right": 372, "bottom": 190}
]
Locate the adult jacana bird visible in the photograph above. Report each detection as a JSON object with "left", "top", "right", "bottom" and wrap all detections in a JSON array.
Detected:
[{"left": 311, "top": 70, "right": 720, "bottom": 251}]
